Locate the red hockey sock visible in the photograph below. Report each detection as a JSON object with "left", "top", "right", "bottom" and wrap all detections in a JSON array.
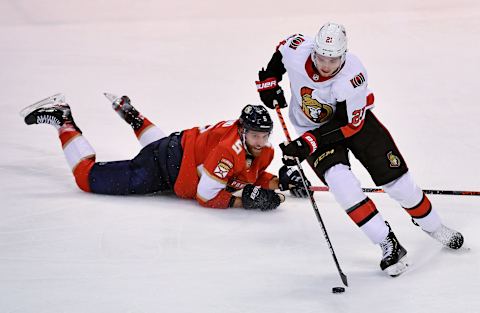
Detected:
[
  {"left": 73, "top": 157, "right": 96, "bottom": 192},
  {"left": 59, "top": 126, "right": 82, "bottom": 148}
]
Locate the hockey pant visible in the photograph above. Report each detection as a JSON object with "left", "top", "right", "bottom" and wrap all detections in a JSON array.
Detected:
[{"left": 61, "top": 129, "right": 183, "bottom": 195}]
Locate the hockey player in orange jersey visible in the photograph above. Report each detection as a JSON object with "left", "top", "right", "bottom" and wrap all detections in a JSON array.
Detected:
[{"left": 20, "top": 93, "right": 311, "bottom": 210}]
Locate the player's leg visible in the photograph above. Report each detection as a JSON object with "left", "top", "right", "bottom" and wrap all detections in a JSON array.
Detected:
[
  {"left": 20, "top": 93, "right": 96, "bottom": 191},
  {"left": 353, "top": 110, "right": 463, "bottom": 250},
  {"left": 104, "top": 93, "right": 166, "bottom": 147},
  {"left": 307, "top": 145, "right": 407, "bottom": 277},
  {"left": 382, "top": 172, "right": 464, "bottom": 249},
  {"left": 87, "top": 131, "right": 183, "bottom": 195}
]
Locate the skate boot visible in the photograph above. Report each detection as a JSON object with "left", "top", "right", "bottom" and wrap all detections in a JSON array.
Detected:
[
  {"left": 379, "top": 222, "right": 408, "bottom": 277},
  {"left": 425, "top": 224, "right": 464, "bottom": 250},
  {"left": 104, "top": 92, "right": 144, "bottom": 130},
  {"left": 20, "top": 93, "right": 81, "bottom": 132}
]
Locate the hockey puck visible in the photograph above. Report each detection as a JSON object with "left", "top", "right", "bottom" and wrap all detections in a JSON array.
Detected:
[{"left": 332, "top": 287, "right": 345, "bottom": 293}]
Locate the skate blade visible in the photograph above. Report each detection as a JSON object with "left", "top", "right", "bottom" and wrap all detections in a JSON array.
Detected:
[
  {"left": 103, "top": 92, "right": 120, "bottom": 103},
  {"left": 384, "top": 256, "right": 409, "bottom": 277},
  {"left": 19, "top": 93, "right": 65, "bottom": 118}
]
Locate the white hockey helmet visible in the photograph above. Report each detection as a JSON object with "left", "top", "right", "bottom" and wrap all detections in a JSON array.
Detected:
[{"left": 313, "top": 22, "right": 347, "bottom": 59}]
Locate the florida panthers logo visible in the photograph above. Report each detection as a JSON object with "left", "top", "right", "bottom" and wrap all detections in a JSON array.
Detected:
[{"left": 300, "top": 87, "right": 333, "bottom": 123}]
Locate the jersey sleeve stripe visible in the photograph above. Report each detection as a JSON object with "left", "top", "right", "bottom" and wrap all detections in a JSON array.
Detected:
[{"left": 196, "top": 169, "right": 228, "bottom": 201}]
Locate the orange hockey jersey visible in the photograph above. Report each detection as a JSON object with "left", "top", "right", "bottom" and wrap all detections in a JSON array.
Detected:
[{"left": 173, "top": 120, "right": 275, "bottom": 208}]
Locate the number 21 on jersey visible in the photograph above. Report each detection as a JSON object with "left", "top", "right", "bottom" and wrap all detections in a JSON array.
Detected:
[{"left": 352, "top": 107, "right": 366, "bottom": 127}]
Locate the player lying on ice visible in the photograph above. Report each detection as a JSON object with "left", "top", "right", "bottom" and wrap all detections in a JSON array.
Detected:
[
  {"left": 255, "top": 22, "right": 464, "bottom": 276},
  {"left": 20, "top": 93, "right": 312, "bottom": 210}
]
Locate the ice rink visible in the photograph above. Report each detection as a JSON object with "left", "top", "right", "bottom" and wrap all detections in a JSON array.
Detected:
[{"left": 1, "top": 0, "right": 479, "bottom": 312}]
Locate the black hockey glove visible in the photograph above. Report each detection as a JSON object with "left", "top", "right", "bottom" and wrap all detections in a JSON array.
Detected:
[
  {"left": 279, "top": 132, "right": 319, "bottom": 166},
  {"left": 278, "top": 165, "right": 313, "bottom": 198},
  {"left": 242, "top": 184, "right": 282, "bottom": 211},
  {"left": 256, "top": 69, "right": 287, "bottom": 109}
]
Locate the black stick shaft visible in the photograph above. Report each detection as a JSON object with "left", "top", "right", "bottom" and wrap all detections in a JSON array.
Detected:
[
  {"left": 310, "top": 186, "right": 480, "bottom": 196},
  {"left": 275, "top": 105, "right": 348, "bottom": 287}
]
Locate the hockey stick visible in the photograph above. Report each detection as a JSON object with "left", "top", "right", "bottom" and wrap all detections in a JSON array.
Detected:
[
  {"left": 310, "top": 186, "right": 480, "bottom": 196},
  {"left": 275, "top": 104, "right": 348, "bottom": 287}
]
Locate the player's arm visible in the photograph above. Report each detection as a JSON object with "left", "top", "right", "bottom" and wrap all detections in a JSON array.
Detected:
[
  {"left": 311, "top": 90, "right": 374, "bottom": 142},
  {"left": 255, "top": 37, "right": 292, "bottom": 109},
  {"left": 280, "top": 88, "right": 374, "bottom": 165},
  {"left": 196, "top": 147, "right": 237, "bottom": 209},
  {"left": 254, "top": 150, "right": 311, "bottom": 198},
  {"left": 256, "top": 169, "right": 312, "bottom": 198},
  {"left": 204, "top": 172, "right": 283, "bottom": 211},
  {"left": 197, "top": 147, "right": 283, "bottom": 211},
  {"left": 263, "top": 49, "right": 287, "bottom": 81}
]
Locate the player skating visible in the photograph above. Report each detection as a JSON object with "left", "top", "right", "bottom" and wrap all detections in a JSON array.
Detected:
[{"left": 256, "top": 22, "right": 464, "bottom": 276}]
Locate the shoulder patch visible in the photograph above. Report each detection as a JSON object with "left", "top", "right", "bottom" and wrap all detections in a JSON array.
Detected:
[
  {"left": 350, "top": 72, "right": 366, "bottom": 88},
  {"left": 213, "top": 158, "right": 233, "bottom": 179},
  {"left": 289, "top": 34, "right": 305, "bottom": 50}
]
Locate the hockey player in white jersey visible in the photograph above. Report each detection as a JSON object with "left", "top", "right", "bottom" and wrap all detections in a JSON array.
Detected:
[{"left": 256, "top": 22, "right": 464, "bottom": 277}]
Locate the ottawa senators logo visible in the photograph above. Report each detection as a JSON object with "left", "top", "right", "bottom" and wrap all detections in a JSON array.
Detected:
[
  {"left": 289, "top": 35, "right": 305, "bottom": 50},
  {"left": 387, "top": 151, "right": 401, "bottom": 168},
  {"left": 350, "top": 72, "right": 366, "bottom": 88},
  {"left": 300, "top": 87, "right": 334, "bottom": 123}
]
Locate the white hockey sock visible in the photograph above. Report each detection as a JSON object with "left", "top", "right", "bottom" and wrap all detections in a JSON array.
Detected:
[
  {"left": 414, "top": 209, "right": 442, "bottom": 233},
  {"left": 138, "top": 125, "right": 166, "bottom": 147},
  {"left": 360, "top": 214, "right": 390, "bottom": 244},
  {"left": 382, "top": 172, "right": 442, "bottom": 232},
  {"left": 62, "top": 135, "right": 96, "bottom": 170},
  {"left": 325, "top": 164, "right": 366, "bottom": 209},
  {"left": 325, "top": 164, "right": 389, "bottom": 244}
]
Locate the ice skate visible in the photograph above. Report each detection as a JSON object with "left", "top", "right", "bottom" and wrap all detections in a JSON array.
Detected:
[
  {"left": 104, "top": 92, "right": 144, "bottom": 130},
  {"left": 20, "top": 93, "right": 80, "bottom": 132},
  {"left": 379, "top": 222, "right": 408, "bottom": 277},
  {"left": 425, "top": 224, "right": 464, "bottom": 250}
]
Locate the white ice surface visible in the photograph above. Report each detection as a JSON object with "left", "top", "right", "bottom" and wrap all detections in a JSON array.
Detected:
[{"left": 1, "top": 0, "right": 479, "bottom": 312}]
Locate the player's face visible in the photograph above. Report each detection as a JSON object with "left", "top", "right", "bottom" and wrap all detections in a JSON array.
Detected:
[
  {"left": 245, "top": 130, "right": 270, "bottom": 157},
  {"left": 314, "top": 53, "right": 342, "bottom": 77}
]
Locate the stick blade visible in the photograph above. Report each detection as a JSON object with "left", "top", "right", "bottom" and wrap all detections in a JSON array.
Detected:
[{"left": 340, "top": 272, "right": 348, "bottom": 287}]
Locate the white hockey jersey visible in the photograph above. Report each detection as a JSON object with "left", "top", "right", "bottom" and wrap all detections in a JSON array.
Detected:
[{"left": 277, "top": 34, "right": 374, "bottom": 136}]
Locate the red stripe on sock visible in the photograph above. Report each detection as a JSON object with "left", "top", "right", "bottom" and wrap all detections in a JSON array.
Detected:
[
  {"left": 134, "top": 117, "right": 154, "bottom": 138},
  {"left": 404, "top": 194, "right": 432, "bottom": 218},
  {"left": 59, "top": 130, "right": 81, "bottom": 148},
  {"left": 73, "top": 157, "right": 95, "bottom": 192},
  {"left": 347, "top": 198, "right": 378, "bottom": 226}
]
